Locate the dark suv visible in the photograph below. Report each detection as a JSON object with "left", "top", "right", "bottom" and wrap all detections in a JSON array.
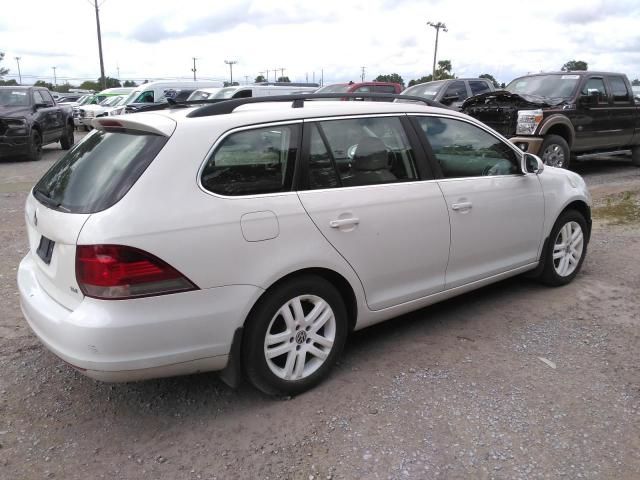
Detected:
[
  {"left": 462, "top": 72, "right": 640, "bottom": 168},
  {"left": 402, "top": 78, "right": 495, "bottom": 110}
]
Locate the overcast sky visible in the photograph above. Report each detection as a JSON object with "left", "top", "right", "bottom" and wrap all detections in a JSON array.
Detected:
[{"left": 2, "top": 0, "right": 639, "bottom": 87}]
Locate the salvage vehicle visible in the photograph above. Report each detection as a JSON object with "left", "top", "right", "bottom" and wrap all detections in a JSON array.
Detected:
[
  {"left": 401, "top": 78, "right": 495, "bottom": 110},
  {"left": 78, "top": 95, "right": 128, "bottom": 124},
  {"left": 462, "top": 72, "right": 640, "bottom": 168},
  {"left": 0, "top": 86, "right": 74, "bottom": 160},
  {"left": 18, "top": 93, "right": 591, "bottom": 395}
]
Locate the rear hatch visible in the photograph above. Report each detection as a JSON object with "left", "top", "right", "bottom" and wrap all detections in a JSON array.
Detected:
[{"left": 27, "top": 117, "right": 173, "bottom": 310}]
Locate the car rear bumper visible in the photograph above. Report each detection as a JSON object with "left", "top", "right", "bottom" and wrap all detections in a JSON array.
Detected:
[
  {"left": 509, "top": 136, "right": 544, "bottom": 155},
  {"left": 18, "top": 253, "right": 262, "bottom": 382},
  {"left": 0, "top": 134, "right": 30, "bottom": 156}
]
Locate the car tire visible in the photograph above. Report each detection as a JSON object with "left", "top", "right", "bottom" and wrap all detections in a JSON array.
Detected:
[
  {"left": 632, "top": 146, "right": 640, "bottom": 167},
  {"left": 538, "top": 209, "right": 588, "bottom": 286},
  {"left": 60, "top": 122, "right": 74, "bottom": 150},
  {"left": 242, "top": 275, "right": 348, "bottom": 396},
  {"left": 27, "top": 129, "right": 42, "bottom": 162},
  {"left": 540, "top": 134, "right": 571, "bottom": 169}
]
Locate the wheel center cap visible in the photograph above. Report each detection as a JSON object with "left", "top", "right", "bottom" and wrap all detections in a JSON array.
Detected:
[{"left": 295, "top": 330, "right": 307, "bottom": 344}]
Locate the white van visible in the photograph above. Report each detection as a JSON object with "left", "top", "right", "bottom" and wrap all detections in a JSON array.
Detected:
[{"left": 191, "top": 84, "right": 318, "bottom": 100}]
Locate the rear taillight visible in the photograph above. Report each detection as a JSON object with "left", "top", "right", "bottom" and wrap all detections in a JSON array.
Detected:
[{"left": 76, "top": 245, "right": 197, "bottom": 300}]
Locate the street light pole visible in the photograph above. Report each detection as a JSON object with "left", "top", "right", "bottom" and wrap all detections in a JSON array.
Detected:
[
  {"left": 224, "top": 60, "right": 238, "bottom": 85},
  {"left": 14, "top": 57, "right": 22, "bottom": 85},
  {"left": 427, "top": 21, "right": 447, "bottom": 80},
  {"left": 94, "top": 0, "right": 106, "bottom": 90}
]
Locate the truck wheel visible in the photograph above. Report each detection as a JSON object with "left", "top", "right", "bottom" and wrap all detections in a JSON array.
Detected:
[
  {"left": 632, "top": 146, "right": 640, "bottom": 167},
  {"left": 540, "top": 135, "right": 570, "bottom": 169},
  {"left": 27, "top": 130, "right": 42, "bottom": 162},
  {"left": 60, "top": 123, "right": 75, "bottom": 150}
]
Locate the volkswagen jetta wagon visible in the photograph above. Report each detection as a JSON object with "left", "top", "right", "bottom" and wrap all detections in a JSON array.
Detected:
[{"left": 18, "top": 94, "right": 591, "bottom": 395}]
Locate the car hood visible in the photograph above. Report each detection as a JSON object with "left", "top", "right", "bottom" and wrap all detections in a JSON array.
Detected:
[
  {"left": 0, "top": 105, "right": 31, "bottom": 118},
  {"left": 461, "top": 90, "right": 567, "bottom": 111}
]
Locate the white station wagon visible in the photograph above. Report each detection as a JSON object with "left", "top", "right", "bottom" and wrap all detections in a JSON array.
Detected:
[{"left": 18, "top": 94, "right": 591, "bottom": 395}]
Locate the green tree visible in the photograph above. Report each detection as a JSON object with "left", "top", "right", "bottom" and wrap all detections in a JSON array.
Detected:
[
  {"left": 561, "top": 60, "right": 588, "bottom": 71},
  {"left": 408, "top": 75, "right": 433, "bottom": 87},
  {"left": 632, "top": 79, "right": 640, "bottom": 86},
  {"left": 0, "top": 51, "right": 9, "bottom": 78},
  {"left": 479, "top": 73, "right": 500, "bottom": 88},
  {"left": 0, "top": 79, "right": 18, "bottom": 86},
  {"left": 34, "top": 80, "right": 54, "bottom": 90},
  {"left": 434, "top": 60, "right": 455, "bottom": 80},
  {"left": 255, "top": 75, "right": 266, "bottom": 83},
  {"left": 123, "top": 80, "right": 138, "bottom": 87},
  {"left": 79, "top": 80, "right": 100, "bottom": 91},
  {"left": 374, "top": 73, "right": 404, "bottom": 86},
  {"left": 277, "top": 76, "right": 291, "bottom": 82},
  {"left": 500, "top": 82, "right": 506, "bottom": 89},
  {"left": 103, "top": 77, "right": 121, "bottom": 88}
]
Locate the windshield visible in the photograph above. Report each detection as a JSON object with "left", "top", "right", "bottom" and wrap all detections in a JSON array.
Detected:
[
  {"left": 402, "top": 81, "right": 445, "bottom": 100},
  {"left": 101, "top": 95, "right": 124, "bottom": 107},
  {"left": 506, "top": 74, "right": 579, "bottom": 99},
  {"left": 0, "top": 89, "right": 30, "bottom": 106},
  {"left": 122, "top": 90, "right": 141, "bottom": 105},
  {"left": 211, "top": 87, "right": 240, "bottom": 99},
  {"left": 315, "top": 84, "right": 350, "bottom": 94}
]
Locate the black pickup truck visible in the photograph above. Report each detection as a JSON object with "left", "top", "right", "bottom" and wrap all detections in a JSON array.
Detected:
[
  {"left": 0, "top": 86, "right": 75, "bottom": 161},
  {"left": 461, "top": 72, "right": 640, "bottom": 168}
]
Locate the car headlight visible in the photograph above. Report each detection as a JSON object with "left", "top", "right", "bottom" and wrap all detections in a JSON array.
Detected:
[
  {"left": 516, "top": 109, "right": 543, "bottom": 135},
  {"left": 5, "top": 118, "right": 28, "bottom": 136}
]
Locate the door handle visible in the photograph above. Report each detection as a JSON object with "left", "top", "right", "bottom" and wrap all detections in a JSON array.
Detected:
[
  {"left": 329, "top": 217, "right": 360, "bottom": 228},
  {"left": 451, "top": 202, "right": 473, "bottom": 211}
]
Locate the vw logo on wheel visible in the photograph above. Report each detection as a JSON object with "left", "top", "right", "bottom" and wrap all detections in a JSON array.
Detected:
[{"left": 295, "top": 330, "right": 307, "bottom": 344}]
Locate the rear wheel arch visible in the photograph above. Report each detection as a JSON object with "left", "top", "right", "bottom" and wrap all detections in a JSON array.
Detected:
[{"left": 251, "top": 268, "right": 358, "bottom": 332}]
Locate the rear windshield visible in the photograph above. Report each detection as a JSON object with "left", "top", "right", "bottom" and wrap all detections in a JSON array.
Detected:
[{"left": 33, "top": 130, "right": 167, "bottom": 213}]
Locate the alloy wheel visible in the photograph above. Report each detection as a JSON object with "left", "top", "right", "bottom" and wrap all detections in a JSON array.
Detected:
[
  {"left": 263, "top": 295, "right": 336, "bottom": 381},
  {"left": 552, "top": 221, "right": 584, "bottom": 277}
]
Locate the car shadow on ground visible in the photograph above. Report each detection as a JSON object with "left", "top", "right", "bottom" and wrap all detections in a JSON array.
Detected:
[
  {"left": 571, "top": 156, "right": 636, "bottom": 175},
  {"left": 35, "top": 274, "right": 548, "bottom": 421}
]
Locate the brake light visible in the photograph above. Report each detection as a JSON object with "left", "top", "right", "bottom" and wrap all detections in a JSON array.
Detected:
[{"left": 76, "top": 245, "right": 197, "bottom": 300}]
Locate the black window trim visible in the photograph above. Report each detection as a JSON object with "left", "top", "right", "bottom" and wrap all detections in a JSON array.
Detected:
[
  {"left": 407, "top": 113, "right": 526, "bottom": 180},
  {"left": 196, "top": 120, "right": 304, "bottom": 199},
  {"left": 297, "top": 113, "right": 435, "bottom": 192}
]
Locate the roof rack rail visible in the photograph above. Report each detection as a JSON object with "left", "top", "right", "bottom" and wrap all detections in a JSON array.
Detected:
[{"left": 185, "top": 92, "right": 446, "bottom": 118}]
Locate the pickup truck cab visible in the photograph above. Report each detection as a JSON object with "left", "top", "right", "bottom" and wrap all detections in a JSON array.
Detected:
[
  {"left": 462, "top": 72, "right": 640, "bottom": 168},
  {"left": 0, "top": 86, "right": 74, "bottom": 161}
]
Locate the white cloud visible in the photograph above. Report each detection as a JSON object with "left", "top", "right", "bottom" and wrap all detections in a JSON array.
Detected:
[{"left": 1, "top": 0, "right": 639, "bottom": 86}]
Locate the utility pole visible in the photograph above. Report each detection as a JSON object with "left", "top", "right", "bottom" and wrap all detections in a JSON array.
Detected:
[
  {"left": 360, "top": 66, "right": 366, "bottom": 82},
  {"left": 427, "top": 21, "right": 447, "bottom": 80},
  {"left": 14, "top": 57, "right": 22, "bottom": 85},
  {"left": 306, "top": 72, "right": 308, "bottom": 83},
  {"left": 191, "top": 57, "right": 197, "bottom": 81},
  {"left": 278, "top": 68, "right": 285, "bottom": 81},
  {"left": 244, "top": 75, "right": 249, "bottom": 85},
  {"left": 52, "top": 66, "right": 57, "bottom": 88},
  {"left": 321, "top": 68, "right": 324, "bottom": 86},
  {"left": 93, "top": 0, "right": 106, "bottom": 90},
  {"left": 272, "top": 68, "right": 278, "bottom": 82},
  {"left": 224, "top": 60, "right": 238, "bottom": 85},
  {"left": 116, "top": 63, "right": 120, "bottom": 80}
]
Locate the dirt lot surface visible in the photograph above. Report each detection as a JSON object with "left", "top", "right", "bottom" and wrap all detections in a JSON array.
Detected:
[{"left": 1, "top": 139, "right": 639, "bottom": 479}]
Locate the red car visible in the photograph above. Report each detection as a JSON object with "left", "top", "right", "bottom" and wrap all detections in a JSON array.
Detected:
[{"left": 314, "top": 81, "right": 402, "bottom": 101}]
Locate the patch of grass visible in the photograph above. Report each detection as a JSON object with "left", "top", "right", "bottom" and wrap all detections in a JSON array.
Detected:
[{"left": 593, "top": 191, "right": 640, "bottom": 225}]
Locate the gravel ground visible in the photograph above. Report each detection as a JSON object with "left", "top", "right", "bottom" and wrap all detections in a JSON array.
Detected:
[{"left": 0, "top": 140, "right": 639, "bottom": 479}]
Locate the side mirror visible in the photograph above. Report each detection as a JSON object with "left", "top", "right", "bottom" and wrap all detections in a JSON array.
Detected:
[
  {"left": 522, "top": 153, "right": 544, "bottom": 174},
  {"left": 33, "top": 102, "right": 48, "bottom": 110}
]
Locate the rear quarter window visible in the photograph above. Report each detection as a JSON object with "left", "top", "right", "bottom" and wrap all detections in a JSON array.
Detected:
[
  {"left": 200, "top": 124, "right": 300, "bottom": 196},
  {"left": 33, "top": 130, "right": 167, "bottom": 213}
]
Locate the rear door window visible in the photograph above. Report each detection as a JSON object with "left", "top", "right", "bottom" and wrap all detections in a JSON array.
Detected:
[
  {"left": 33, "top": 130, "right": 168, "bottom": 213},
  {"left": 608, "top": 76, "right": 630, "bottom": 103},
  {"left": 469, "top": 80, "right": 491, "bottom": 96},
  {"left": 201, "top": 124, "right": 300, "bottom": 196}
]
